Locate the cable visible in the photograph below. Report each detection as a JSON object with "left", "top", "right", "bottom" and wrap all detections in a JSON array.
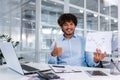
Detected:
[{"left": 111, "top": 59, "right": 120, "bottom": 72}]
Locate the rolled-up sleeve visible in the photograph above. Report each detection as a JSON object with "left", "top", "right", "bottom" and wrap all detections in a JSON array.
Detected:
[
  {"left": 85, "top": 52, "right": 100, "bottom": 67},
  {"left": 82, "top": 37, "right": 99, "bottom": 67}
]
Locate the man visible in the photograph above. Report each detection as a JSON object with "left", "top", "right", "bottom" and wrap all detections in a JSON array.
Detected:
[{"left": 48, "top": 13, "right": 106, "bottom": 67}]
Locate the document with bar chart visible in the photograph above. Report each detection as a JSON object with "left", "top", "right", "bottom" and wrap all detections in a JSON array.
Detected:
[{"left": 85, "top": 31, "right": 112, "bottom": 54}]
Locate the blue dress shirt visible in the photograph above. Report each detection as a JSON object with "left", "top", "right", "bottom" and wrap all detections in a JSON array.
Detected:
[{"left": 48, "top": 34, "right": 99, "bottom": 67}]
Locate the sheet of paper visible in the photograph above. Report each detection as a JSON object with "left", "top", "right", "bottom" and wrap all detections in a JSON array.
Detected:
[
  {"left": 49, "top": 65, "right": 82, "bottom": 73},
  {"left": 49, "top": 65, "right": 72, "bottom": 73},
  {"left": 85, "top": 31, "right": 112, "bottom": 54}
]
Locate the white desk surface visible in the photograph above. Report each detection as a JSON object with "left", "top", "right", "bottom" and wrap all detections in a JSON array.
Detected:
[{"left": 0, "top": 63, "right": 120, "bottom": 80}]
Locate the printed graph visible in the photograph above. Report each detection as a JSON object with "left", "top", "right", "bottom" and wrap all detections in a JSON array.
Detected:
[{"left": 85, "top": 32, "right": 112, "bottom": 54}]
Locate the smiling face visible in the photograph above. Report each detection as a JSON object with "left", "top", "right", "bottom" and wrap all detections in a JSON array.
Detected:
[
  {"left": 61, "top": 21, "right": 76, "bottom": 38},
  {"left": 57, "top": 13, "right": 77, "bottom": 38}
]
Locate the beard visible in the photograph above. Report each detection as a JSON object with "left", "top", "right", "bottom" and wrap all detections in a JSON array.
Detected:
[{"left": 62, "top": 28, "right": 75, "bottom": 36}]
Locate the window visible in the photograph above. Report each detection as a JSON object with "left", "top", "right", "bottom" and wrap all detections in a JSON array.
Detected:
[
  {"left": 86, "top": 0, "right": 98, "bottom": 12},
  {"left": 100, "top": 16, "right": 109, "bottom": 31},
  {"left": 87, "top": 12, "right": 98, "bottom": 31},
  {"left": 70, "top": 0, "right": 84, "bottom": 8}
]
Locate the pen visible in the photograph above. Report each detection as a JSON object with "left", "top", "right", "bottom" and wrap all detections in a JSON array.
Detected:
[
  {"left": 111, "top": 59, "right": 120, "bottom": 72},
  {"left": 72, "top": 70, "right": 82, "bottom": 72},
  {"left": 52, "top": 65, "right": 65, "bottom": 68}
]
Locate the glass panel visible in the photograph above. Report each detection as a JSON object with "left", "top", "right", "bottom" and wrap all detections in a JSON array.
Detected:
[
  {"left": 69, "top": 7, "right": 84, "bottom": 36},
  {"left": 41, "top": 0, "right": 64, "bottom": 25},
  {"left": 110, "top": 0, "right": 118, "bottom": 18},
  {"left": 111, "top": 19, "right": 118, "bottom": 52},
  {"left": 21, "top": 0, "right": 36, "bottom": 51},
  {"left": 100, "top": 0, "right": 109, "bottom": 15},
  {"left": 0, "top": 0, "right": 3, "bottom": 33},
  {"left": 111, "top": 19, "right": 118, "bottom": 31},
  {"left": 41, "top": 0, "right": 64, "bottom": 49},
  {"left": 42, "top": 27, "right": 52, "bottom": 49},
  {"left": 70, "top": 0, "right": 84, "bottom": 8},
  {"left": 110, "top": 0, "right": 118, "bottom": 53},
  {"left": 0, "top": 0, "right": 11, "bottom": 34},
  {"left": 0, "top": 0, "right": 21, "bottom": 44},
  {"left": 100, "top": 16, "right": 109, "bottom": 31},
  {"left": 86, "top": 0, "right": 98, "bottom": 12},
  {"left": 11, "top": 7, "right": 21, "bottom": 44},
  {"left": 41, "top": 27, "right": 60, "bottom": 49},
  {"left": 112, "top": 31, "right": 118, "bottom": 52},
  {"left": 22, "top": 22, "right": 35, "bottom": 50},
  {"left": 75, "top": 29, "right": 84, "bottom": 36},
  {"left": 87, "top": 12, "right": 98, "bottom": 31}
]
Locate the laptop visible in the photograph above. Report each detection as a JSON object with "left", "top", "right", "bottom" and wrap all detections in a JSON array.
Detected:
[{"left": 0, "top": 42, "right": 48, "bottom": 75}]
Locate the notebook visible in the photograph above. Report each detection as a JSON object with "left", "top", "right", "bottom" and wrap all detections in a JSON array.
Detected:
[{"left": 0, "top": 42, "right": 50, "bottom": 75}]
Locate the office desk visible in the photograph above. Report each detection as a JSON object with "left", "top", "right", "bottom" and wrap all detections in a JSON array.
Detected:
[
  {"left": 0, "top": 63, "right": 120, "bottom": 80},
  {"left": 0, "top": 65, "right": 33, "bottom": 80}
]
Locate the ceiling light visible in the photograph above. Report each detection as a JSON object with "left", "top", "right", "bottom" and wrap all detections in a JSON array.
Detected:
[
  {"left": 93, "top": 14, "right": 98, "bottom": 17},
  {"left": 114, "top": 19, "right": 118, "bottom": 23},
  {"left": 105, "top": 17, "right": 108, "bottom": 20},
  {"left": 79, "top": 9, "right": 84, "bottom": 13}
]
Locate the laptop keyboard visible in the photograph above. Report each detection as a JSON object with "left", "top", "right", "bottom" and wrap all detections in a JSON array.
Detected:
[{"left": 21, "top": 64, "right": 39, "bottom": 71}]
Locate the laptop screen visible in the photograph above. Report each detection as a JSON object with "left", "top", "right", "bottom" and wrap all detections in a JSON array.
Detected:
[{"left": 0, "top": 42, "right": 24, "bottom": 75}]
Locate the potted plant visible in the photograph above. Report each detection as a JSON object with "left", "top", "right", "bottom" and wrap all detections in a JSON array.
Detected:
[{"left": 0, "top": 34, "right": 19, "bottom": 65}]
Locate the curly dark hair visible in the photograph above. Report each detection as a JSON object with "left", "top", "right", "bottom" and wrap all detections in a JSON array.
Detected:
[{"left": 57, "top": 13, "right": 77, "bottom": 27}]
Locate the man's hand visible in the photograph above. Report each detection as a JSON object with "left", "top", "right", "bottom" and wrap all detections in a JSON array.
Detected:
[
  {"left": 94, "top": 48, "right": 106, "bottom": 62},
  {"left": 51, "top": 43, "right": 62, "bottom": 56}
]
